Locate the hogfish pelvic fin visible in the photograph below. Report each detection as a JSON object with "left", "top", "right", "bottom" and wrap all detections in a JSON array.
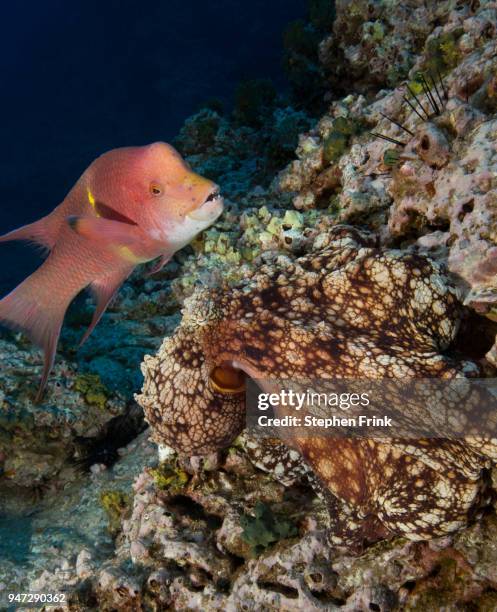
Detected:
[
  {"left": 79, "top": 269, "right": 133, "bottom": 347},
  {"left": 146, "top": 254, "right": 171, "bottom": 276}
]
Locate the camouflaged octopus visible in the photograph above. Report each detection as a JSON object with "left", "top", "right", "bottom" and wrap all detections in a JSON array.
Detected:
[{"left": 137, "top": 226, "right": 497, "bottom": 551}]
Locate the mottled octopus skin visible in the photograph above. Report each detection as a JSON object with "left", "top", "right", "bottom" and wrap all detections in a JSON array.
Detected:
[{"left": 137, "top": 226, "right": 497, "bottom": 550}]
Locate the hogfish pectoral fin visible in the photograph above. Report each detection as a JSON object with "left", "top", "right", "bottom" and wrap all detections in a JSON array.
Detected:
[
  {"left": 67, "top": 216, "right": 143, "bottom": 247},
  {"left": 79, "top": 268, "right": 133, "bottom": 347},
  {"left": 146, "top": 254, "right": 171, "bottom": 276},
  {"left": 0, "top": 215, "right": 58, "bottom": 252}
]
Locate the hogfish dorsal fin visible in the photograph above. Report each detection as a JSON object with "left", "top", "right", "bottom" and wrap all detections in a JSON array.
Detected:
[{"left": 0, "top": 216, "right": 58, "bottom": 253}]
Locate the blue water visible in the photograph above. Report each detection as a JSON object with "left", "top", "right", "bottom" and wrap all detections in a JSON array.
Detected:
[{"left": 0, "top": 0, "right": 306, "bottom": 293}]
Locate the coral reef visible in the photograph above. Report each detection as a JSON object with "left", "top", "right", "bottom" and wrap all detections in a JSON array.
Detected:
[
  {"left": 0, "top": 431, "right": 158, "bottom": 602},
  {"left": 0, "top": 336, "right": 128, "bottom": 492},
  {"left": 274, "top": 0, "right": 497, "bottom": 363},
  {"left": 12, "top": 433, "right": 497, "bottom": 610},
  {"left": 3, "top": 0, "right": 497, "bottom": 609},
  {"left": 0, "top": 270, "right": 178, "bottom": 502},
  {"left": 319, "top": 0, "right": 480, "bottom": 94}
]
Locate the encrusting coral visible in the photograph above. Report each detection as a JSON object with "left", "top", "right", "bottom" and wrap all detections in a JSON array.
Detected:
[
  {"left": 137, "top": 225, "right": 497, "bottom": 551},
  {"left": 274, "top": 0, "right": 497, "bottom": 364}
]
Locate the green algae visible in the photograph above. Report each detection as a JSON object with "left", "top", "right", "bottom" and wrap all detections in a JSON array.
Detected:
[
  {"left": 371, "top": 20, "right": 385, "bottom": 42},
  {"left": 175, "top": 204, "right": 332, "bottom": 301},
  {"left": 150, "top": 462, "right": 189, "bottom": 493},
  {"left": 323, "top": 131, "right": 348, "bottom": 163},
  {"left": 74, "top": 374, "right": 109, "bottom": 409},
  {"left": 258, "top": 206, "right": 272, "bottom": 223},
  {"left": 100, "top": 490, "right": 131, "bottom": 535},
  {"left": 194, "top": 205, "right": 304, "bottom": 262},
  {"left": 425, "top": 29, "right": 463, "bottom": 74},
  {"left": 332, "top": 116, "right": 359, "bottom": 136},
  {"left": 323, "top": 116, "right": 363, "bottom": 163},
  {"left": 407, "top": 75, "right": 425, "bottom": 96},
  {"left": 240, "top": 501, "right": 298, "bottom": 556},
  {"left": 266, "top": 216, "right": 283, "bottom": 236},
  {"left": 328, "top": 194, "right": 341, "bottom": 216},
  {"left": 383, "top": 148, "right": 401, "bottom": 167},
  {"left": 363, "top": 20, "right": 385, "bottom": 43}
]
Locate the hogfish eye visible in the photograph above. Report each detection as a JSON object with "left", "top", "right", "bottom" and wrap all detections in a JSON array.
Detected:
[{"left": 149, "top": 182, "right": 163, "bottom": 196}]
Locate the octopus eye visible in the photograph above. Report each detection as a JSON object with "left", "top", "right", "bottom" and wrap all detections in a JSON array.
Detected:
[
  {"left": 209, "top": 365, "right": 246, "bottom": 395},
  {"left": 149, "top": 182, "right": 163, "bottom": 196}
]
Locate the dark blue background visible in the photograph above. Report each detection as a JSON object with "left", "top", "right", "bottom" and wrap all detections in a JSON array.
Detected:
[{"left": 0, "top": 0, "right": 305, "bottom": 292}]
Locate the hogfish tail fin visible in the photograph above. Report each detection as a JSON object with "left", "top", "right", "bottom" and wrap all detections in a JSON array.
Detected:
[
  {"left": 0, "top": 215, "right": 58, "bottom": 253},
  {"left": 0, "top": 275, "right": 72, "bottom": 402}
]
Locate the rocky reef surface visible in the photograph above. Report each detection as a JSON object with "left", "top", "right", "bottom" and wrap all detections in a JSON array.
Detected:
[{"left": 2, "top": 0, "right": 497, "bottom": 610}]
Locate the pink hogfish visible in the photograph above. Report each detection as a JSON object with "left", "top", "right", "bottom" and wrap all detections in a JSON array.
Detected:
[{"left": 0, "top": 142, "right": 223, "bottom": 401}]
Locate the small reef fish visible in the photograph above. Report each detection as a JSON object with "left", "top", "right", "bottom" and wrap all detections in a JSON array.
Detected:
[{"left": 0, "top": 142, "right": 223, "bottom": 401}]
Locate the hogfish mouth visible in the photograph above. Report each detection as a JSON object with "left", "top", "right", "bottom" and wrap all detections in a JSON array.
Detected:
[{"left": 187, "top": 188, "right": 223, "bottom": 222}]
